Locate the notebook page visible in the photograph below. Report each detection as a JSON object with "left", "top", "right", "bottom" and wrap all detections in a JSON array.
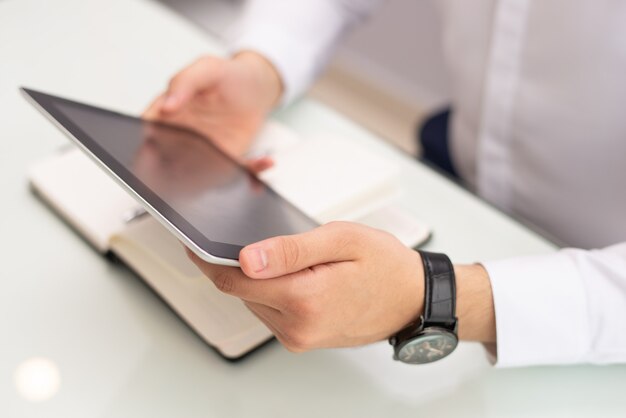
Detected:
[{"left": 110, "top": 216, "right": 272, "bottom": 357}]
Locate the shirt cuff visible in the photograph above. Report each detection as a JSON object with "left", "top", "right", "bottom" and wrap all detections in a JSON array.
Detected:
[
  {"left": 230, "top": 24, "right": 316, "bottom": 106},
  {"left": 482, "top": 250, "right": 590, "bottom": 367}
]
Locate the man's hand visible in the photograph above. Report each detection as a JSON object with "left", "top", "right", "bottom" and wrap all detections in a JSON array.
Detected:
[
  {"left": 188, "top": 221, "right": 497, "bottom": 352},
  {"left": 143, "top": 52, "right": 283, "bottom": 157},
  {"left": 188, "top": 222, "right": 425, "bottom": 352}
]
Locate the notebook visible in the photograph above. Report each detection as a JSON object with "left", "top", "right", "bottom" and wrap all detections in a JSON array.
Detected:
[{"left": 28, "top": 121, "right": 431, "bottom": 359}]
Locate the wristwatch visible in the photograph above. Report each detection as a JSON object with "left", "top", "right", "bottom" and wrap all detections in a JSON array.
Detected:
[{"left": 389, "top": 250, "right": 458, "bottom": 364}]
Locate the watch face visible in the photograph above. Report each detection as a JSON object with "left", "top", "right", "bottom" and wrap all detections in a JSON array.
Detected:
[{"left": 397, "top": 328, "right": 458, "bottom": 364}]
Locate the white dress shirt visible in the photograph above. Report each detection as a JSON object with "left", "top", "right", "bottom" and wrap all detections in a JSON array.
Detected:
[{"left": 232, "top": 0, "right": 626, "bottom": 367}]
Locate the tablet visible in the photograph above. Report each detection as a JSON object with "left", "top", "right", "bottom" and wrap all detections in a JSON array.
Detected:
[{"left": 22, "top": 88, "right": 319, "bottom": 266}]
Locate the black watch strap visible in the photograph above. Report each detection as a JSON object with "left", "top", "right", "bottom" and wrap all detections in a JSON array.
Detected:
[{"left": 418, "top": 250, "right": 457, "bottom": 329}]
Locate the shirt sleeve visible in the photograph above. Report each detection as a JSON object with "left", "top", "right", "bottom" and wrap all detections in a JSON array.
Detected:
[
  {"left": 483, "top": 242, "right": 626, "bottom": 367},
  {"left": 229, "top": 0, "right": 382, "bottom": 104}
]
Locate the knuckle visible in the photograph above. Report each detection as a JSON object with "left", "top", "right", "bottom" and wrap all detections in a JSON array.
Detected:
[
  {"left": 212, "top": 270, "right": 235, "bottom": 294},
  {"left": 167, "top": 73, "right": 184, "bottom": 90},
  {"left": 326, "top": 221, "right": 360, "bottom": 252},
  {"left": 192, "top": 56, "right": 220, "bottom": 76},
  {"left": 277, "top": 236, "right": 301, "bottom": 271},
  {"left": 325, "top": 220, "right": 350, "bottom": 232},
  {"left": 326, "top": 221, "right": 360, "bottom": 240}
]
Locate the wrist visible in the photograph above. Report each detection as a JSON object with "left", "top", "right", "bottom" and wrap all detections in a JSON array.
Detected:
[
  {"left": 454, "top": 263, "right": 496, "bottom": 342},
  {"left": 233, "top": 51, "right": 284, "bottom": 109},
  {"left": 406, "top": 249, "right": 425, "bottom": 325},
  {"left": 390, "top": 251, "right": 458, "bottom": 364},
  {"left": 393, "top": 250, "right": 426, "bottom": 335}
]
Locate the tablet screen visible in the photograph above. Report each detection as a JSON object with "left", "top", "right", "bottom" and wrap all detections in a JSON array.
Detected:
[{"left": 24, "top": 89, "right": 318, "bottom": 260}]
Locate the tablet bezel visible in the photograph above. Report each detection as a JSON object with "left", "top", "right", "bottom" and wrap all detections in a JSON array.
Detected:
[{"left": 21, "top": 87, "right": 315, "bottom": 266}]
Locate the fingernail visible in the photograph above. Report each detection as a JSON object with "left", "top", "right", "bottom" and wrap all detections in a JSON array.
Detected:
[
  {"left": 163, "top": 94, "right": 178, "bottom": 110},
  {"left": 246, "top": 248, "right": 268, "bottom": 272}
]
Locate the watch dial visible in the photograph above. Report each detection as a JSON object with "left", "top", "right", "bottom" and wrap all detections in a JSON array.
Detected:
[{"left": 398, "top": 330, "right": 458, "bottom": 364}]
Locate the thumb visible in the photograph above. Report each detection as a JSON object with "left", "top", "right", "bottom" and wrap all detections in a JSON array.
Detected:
[
  {"left": 161, "top": 57, "right": 225, "bottom": 113},
  {"left": 239, "top": 222, "right": 362, "bottom": 279}
]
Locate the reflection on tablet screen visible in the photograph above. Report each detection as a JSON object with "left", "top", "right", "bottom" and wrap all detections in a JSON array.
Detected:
[{"left": 50, "top": 98, "right": 318, "bottom": 248}]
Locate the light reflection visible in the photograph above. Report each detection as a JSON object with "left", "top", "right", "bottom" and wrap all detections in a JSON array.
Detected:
[{"left": 14, "top": 357, "right": 62, "bottom": 402}]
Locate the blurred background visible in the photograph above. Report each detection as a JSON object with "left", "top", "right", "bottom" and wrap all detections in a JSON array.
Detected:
[{"left": 159, "top": 0, "right": 450, "bottom": 155}]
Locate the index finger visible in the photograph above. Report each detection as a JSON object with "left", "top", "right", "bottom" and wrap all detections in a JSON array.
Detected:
[{"left": 187, "top": 249, "right": 290, "bottom": 310}]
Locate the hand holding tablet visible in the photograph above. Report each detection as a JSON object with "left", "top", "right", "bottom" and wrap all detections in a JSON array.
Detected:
[{"left": 142, "top": 54, "right": 284, "bottom": 157}]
